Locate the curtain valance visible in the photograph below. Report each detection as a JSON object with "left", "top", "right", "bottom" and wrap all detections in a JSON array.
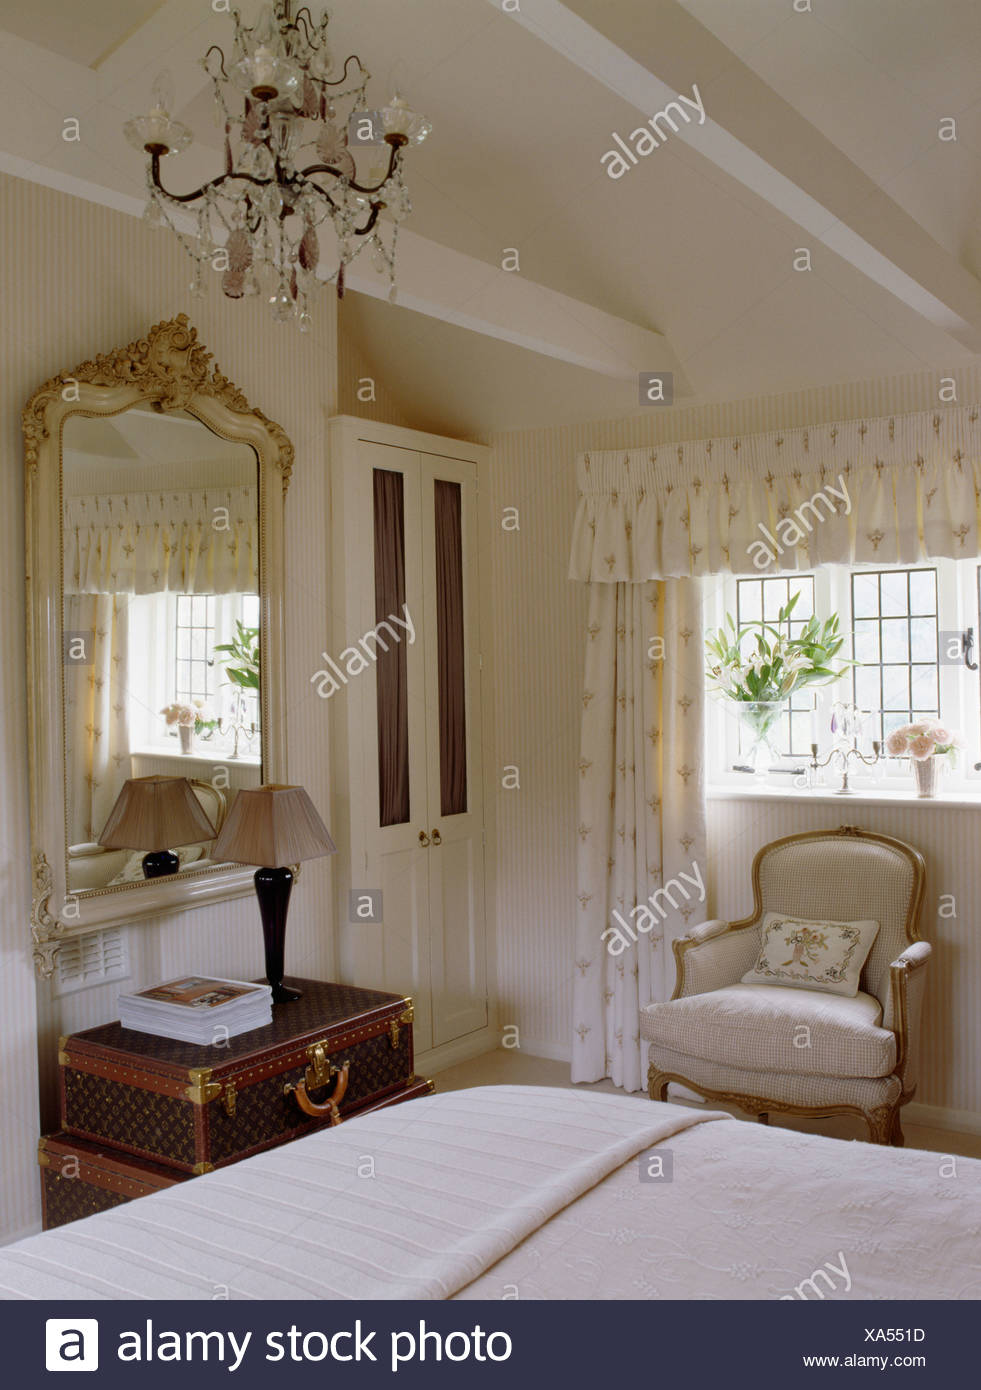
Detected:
[
  {"left": 65, "top": 486, "right": 258, "bottom": 595},
  {"left": 569, "top": 407, "right": 981, "bottom": 581}
]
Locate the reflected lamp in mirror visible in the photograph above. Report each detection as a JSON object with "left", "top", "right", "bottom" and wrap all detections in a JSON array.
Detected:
[
  {"left": 99, "top": 776, "right": 217, "bottom": 879},
  {"left": 212, "top": 785, "right": 336, "bottom": 1004}
]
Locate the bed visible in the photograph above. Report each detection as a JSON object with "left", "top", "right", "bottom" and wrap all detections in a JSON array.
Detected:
[{"left": 1, "top": 1086, "right": 978, "bottom": 1300}]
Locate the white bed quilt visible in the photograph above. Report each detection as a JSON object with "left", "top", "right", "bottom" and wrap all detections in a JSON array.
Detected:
[
  {"left": 0, "top": 1086, "right": 723, "bottom": 1301},
  {"left": 457, "top": 1113, "right": 981, "bottom": 1300}
]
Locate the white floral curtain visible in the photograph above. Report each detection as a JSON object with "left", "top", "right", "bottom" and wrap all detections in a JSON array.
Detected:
[
  {"left": 570, "top": 405, "right": 981, "bottom": 1092},
  {"left": 570, "top": 408, "right": 981, "bottom": 581},
  {"left": 64, "top": 486, "right": 258, "bottom": 595},
  {"left": 572, "top": 578, "right": 706, "bottom": 1092},
  {"left": 65, "top": 593, "right": 129, "bottom": 845}
]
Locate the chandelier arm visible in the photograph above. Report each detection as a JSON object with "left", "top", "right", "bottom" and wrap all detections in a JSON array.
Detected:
[
  {"left": 293, "top": 178, "right": 380, "bottom": 235},
  {"left": 203, "top": 45, "right": 229, "bottom": 81},
  {"left": 298, "top": 143, "right": 400, "bottom": 196},
  {"left": 319, "top": 55, "right": 370, "bottom": 89},
  {"left": 149, "top": 152, "right": 276, "bottom": 204},
  {"left": 293, "top": 178, "right": 339, "bottom": 211},
  {"left": 352, "top": 204, "right": 382, "bottom": 237}
]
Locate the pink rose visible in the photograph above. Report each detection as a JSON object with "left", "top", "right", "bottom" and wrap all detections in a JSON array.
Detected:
[
  {"left": 930, "top": 725, "right": 951, "bottom": 745},
  {"left": 908, "top": 734, "right": 935, "bottom": 760},
  {"left": 885, "top": 729, "right": 908, "bottom": 756}
]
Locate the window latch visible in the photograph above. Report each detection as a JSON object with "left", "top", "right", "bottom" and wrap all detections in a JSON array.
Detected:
[{"left": 962, "top": 627, "right": 978, "bottom": 672}]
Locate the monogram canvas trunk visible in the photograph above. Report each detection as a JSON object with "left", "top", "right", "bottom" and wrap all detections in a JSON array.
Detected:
[
  {"left": 39, "top": 1132, "right": 193, "bottom": 1230},
  {"left": 59, "top": 978, "right": 430, "bottom": 1174}
]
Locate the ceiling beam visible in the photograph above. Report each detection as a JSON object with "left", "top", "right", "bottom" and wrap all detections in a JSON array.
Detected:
[
  {"left": 346, "top": 229, "right": 683, "bottom": 384},
  {"left": 494, "top": 0, "right": 981, "bottom": 352}
]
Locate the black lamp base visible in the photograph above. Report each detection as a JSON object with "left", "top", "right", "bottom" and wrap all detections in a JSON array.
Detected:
[
  {"left": 142, "top": 849, "right": 180, "bottom": 879},
  {"left": 254, "top": 866, "right": 303, "bottom": 1004}
]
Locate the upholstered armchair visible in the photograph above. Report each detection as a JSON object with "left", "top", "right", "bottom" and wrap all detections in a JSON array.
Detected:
[{"left": 644, "top": 826, "right": 929, "bottom": 1145}]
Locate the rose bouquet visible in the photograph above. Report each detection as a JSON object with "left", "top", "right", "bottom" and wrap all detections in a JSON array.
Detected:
[
  {"left": 161, "top": 700, "right": 217, "bottom": 738},
  {"left": 884, "top": 719, "right": 961, "bottom": 765}
]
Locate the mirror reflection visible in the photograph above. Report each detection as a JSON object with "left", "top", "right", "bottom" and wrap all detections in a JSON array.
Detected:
[{"left": 62, "top": 408, "right": 262, "bottom": 894}]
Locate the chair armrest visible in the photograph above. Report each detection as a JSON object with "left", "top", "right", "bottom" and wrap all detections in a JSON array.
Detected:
[
  {"left": 688, "top": 918, "right": 728, "bottom": 943},
  {"left": 672, "top": 919, "right": 761, "bottom": 999},
  {"left": 883, "top": 941, "right": 932, "bottom": 1090}
]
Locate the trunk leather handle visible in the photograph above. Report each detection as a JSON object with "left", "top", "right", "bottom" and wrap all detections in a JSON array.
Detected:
[{"left": 284, "top": 1058, "right": 350, "bottom": 1125}]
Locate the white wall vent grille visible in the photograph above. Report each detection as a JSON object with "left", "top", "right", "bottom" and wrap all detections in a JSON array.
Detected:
[{"left": 54, "top": 928, "right": 130, "bottom": 996}]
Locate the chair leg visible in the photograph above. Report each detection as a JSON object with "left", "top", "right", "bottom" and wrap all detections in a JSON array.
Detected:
[
  {"left": 757, "top": 1112, "right": 769, "bottom": 1125},
  {"left": 891, "top": 1109, "right": 905, "bottom": 1148},
  {"left": 647, "top": 1065, "right": 669, "bottom": 1102},
  {"left": 864, "top": 1103, "right": 897, "bottom": 1145}
]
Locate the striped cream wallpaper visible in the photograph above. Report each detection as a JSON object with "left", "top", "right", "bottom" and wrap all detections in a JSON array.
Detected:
[
  {"left": 0, "top": 172, "right": 339, "bottom": 1241},
  {"left": 487, "top": 368, "right": 981, "bottom": 1125},
  {"left": 336, "top": 303, "right": 419, "bottom": 429}
]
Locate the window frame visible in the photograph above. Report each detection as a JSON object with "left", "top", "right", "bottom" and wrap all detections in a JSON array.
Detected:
[{"left": 705, "top": 558, "right": 980, "bottom": 791}]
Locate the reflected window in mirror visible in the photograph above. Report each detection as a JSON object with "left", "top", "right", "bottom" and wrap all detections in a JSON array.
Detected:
[
  {"left": 61, "top": 407, "right": 263, "bottom": 895},
  {"left": 123, "top": 591, "right": 261, "bottom": 760}
]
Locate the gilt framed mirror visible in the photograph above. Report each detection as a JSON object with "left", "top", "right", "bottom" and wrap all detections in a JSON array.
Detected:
[{"left": 24, "top": 315, "right": 290, "bottom": 976}]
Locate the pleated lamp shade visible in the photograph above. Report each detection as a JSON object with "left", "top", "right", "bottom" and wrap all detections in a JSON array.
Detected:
[
  {"left": 98, "top": 776, "right": 217, "bottom": 851},
  {"left": 212, "top": 784, "right": 336, "bottom": 867}
]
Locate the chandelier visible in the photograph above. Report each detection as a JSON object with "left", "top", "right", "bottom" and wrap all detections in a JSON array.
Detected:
[{"left": 124, "top": 1, "right": 431, "bottom": 330}]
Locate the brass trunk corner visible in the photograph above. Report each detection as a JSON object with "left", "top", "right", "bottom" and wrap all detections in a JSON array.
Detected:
[{"left": 185, "top": 1068, "right": 222, "bottom": 1105}]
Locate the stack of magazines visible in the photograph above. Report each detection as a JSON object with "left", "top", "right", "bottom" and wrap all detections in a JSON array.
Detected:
[{"left": 118, "top": 977, "right": 273, "bottom": 1044}]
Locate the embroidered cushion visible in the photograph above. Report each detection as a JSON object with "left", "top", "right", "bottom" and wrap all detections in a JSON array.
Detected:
[{"left": 740, "top": 911, "right": 879, "bottom": 998}]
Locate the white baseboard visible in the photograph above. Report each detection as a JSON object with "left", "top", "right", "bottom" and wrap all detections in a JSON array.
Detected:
[
  {"left": 904, "top": 1101, "right": 981, "bottom": 1137},
  {"left": 417, "top": 1027, "right": 498, "bottom": 1077}
]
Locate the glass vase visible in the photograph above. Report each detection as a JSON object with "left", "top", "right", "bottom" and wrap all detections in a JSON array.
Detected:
[
  {"left": 737, "top": 700, "right": 784, "bottom": 778},
  {"left": 179, "top": 724, "right": 194, "bottom": 755},
  {"left": 912, "top": 755, "right": 940, "bottom": 799}
]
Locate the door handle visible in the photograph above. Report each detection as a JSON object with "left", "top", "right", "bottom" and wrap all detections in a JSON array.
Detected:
[
  {"left": 418, "top": 829, "right": 431, "bottom": 847},
  {"left": 431, "top": 828, "right": 442, "bottom": 846}
]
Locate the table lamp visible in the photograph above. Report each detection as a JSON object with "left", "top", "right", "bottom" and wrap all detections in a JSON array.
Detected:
[
  {"left": 212, "top": 784, "right": 336, "bottom": 1003},
  {"left": 98, "top": 776, "right": 217, "bottom": 878}
]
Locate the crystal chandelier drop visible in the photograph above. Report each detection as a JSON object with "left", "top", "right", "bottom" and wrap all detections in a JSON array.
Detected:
[{"left": 124, "top": 1, "right": 431, "bottom": 330}]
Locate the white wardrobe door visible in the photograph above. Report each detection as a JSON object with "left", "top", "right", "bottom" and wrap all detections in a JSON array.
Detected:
[
  {"left": 420, "top": 454, "right": 487, "bottom": 1047},
  {"left": 360, "top": 442, "right": 434, "bottom": 1049}
]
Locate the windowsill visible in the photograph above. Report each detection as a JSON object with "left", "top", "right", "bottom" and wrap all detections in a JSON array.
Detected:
[
  {"left": 708, "top": 781, "right": 981, "bottom": 810},
  {"left": 131, "top": 745, "right": 262, "bottom": 767}
]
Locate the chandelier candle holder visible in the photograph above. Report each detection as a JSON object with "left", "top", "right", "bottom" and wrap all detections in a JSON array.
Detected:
[{"left": 124, "top": 2, "right": 431, "bottom": 329}]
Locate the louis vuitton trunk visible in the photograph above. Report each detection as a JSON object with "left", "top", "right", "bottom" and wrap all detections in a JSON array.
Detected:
[
  {"left": 39, "top": 1132, "right": 193, "bottom": 1230},
  {"left": 59, "top": 978, "right": 431, "bottom": 1174}
]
